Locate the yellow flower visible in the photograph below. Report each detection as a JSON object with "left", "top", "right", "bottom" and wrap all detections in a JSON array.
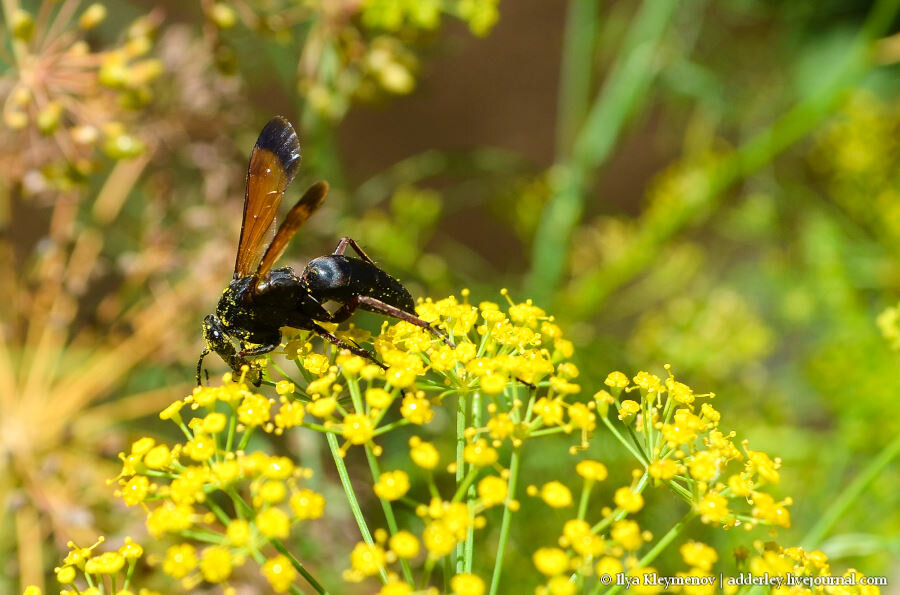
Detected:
[
  {"left": 562, "top": 519, "right": 604, "bottom": 556},
  {"left": 120, "top": 476, "right": 149, "bottom": 506},
  {"left": 54, "top": 565, "right": 75, "bottom": 584},
  {"left": 162, "top": 543, "right": 197, "bottom": 579},
  {"left": 487, "top": 412, "right": 515, "bottom": 440},
  {"left": 349, "top": 542, "right": 386, "bottom": 577},
  {"left": 307, "top": 396, "right": 337, "bottom": 418},
  {"left": 342, "top": 413, "right": 374, "bottom": 445},
  {"left": 200, "top": 412, "right": 227, "bottom": 434},
  {"left": 596, "top": 556, "right": 623, "bottom": 577},
  {"left": 567, "top": 402, "right": 595, "bottom": 430},
  {"left": 649, "top": 459, "right": 679, "bottom": 480},
  {"left": 160, "top": 400, "right": 185, "bottom": 421},
  {"left": 727, "top": 473, "right": 753, "bottom": 497},
  {"left": 618, "top": 400, "right": 640, "bottom": 420},
  {"left": 632, "top": 371, "right": 661, "bottom": 395},
  {"left": 696, "top": 492, "right": 730, "bottom": 524},
  {"left": 256, "top": 507, "right": 291, "bottom": 539},
  {"left": 533, "top": 397, "right": 564, "bottom": 426},
  {"left": 533, "top": 547, "right": 569, "bottom": 576},
  {"left": 374, "top": 470, "right": 411, "bottom": 501},
  {"left": 264, "top": 455, "right": 296, "bottom": 479},
  {"left": 610, "top": 519, "right": 643, "bottom": 551},
  {"left": 226, "top": 520, "right": 252, "bottom": 547},
  {"left": 750, "top": 492, "right": 791, "bottom": 528},
  {"left": 258, "top": 480, "right": 288, "bottom": 505},
  {"left": 614, "top": 487, "right": 644, "bottom": 513},
  {"left": 410, "top": 437, "right": 440, "bottom": 469},
  {"left": 307, "top": 374, "right": 336, "bottom": 395},
  {"left": 680, "top": 541, "right": 718, "bottom": 571},
  {"left": 146, "top": 502, "right": 194, "bottom": 536},
  {"left": 629, "top": 567, "right": 662, "bottom": 594},
  {"left": 389, "top": 531, "right": 420, "bottom": 559},
  {"left": 303, "top": 353, "right": 331, "bottom": 374},
  {"left": 199, "top": 546, "right": 233, "bottom": 583},
  {"left": 262, "top": 555, "right": 297, "bottom": 593},
  {"left": 401, "top": 393, "right": 434, "bottom": 424},
  {"left": 290, "top": 489, "right": 325, "bottom": 520},
  {"left": 539, "top": 481, "right": 572, "bottom": 508},
  {"left": 575, "top": 460, "right": 608, "bottom": 482},
  {"left": 688, "top": 450, "right": 720, "bottom": 482},
  {"left": 605, "top": 371, "right": 629, "bottom": 391},
  {"left": 237, "top": 393, "right": 272, "bottom": 427},
  {"left": 450, "top": 573, "right": 485, "bottom": 595},
  {"left": 366, "top": 388, "right": 394, "bottom": 409},
  {"left": 337, "top": 352, "right": 366, "bottom": 375},
  {"left": 383, "top": 364, "right": 415, "bottom": 387},
  {"left": 184, "top": 433, "right": 216, "bottom": 461},
  {"left": 118, "top": 538, "right": 143, "bottom": 560},
  {"left": 275, "top": 400, "right": 306, "bottom": 428},
  {"left": 143, "top": 444, "right": 172, "bottom": 470},
  {"left": 545, "top": 576, "right": 576, "bottom": 595},
  {"left": 84, "top": 552, "right": 124, "bottom": 574},
  {"left": 423, "top": 520, "right": 457, "bottom": 558},
  {"left": 480, "top": 373, "right": 508, "bottom": 395},
  {"left": 22, "top": 588, "right": 41, "bottom": 595},
  {"left": 379, "top": 581, "right": 414, "bottom": 595},
  {"left": 463, "top": 439, "right": 498, "bottom": 467},
  {"left": 477, "top": 475, "right": 508, "bottom": 507},
  {"left": 746, "top": 449, "right": 781, "bottom": 484}
]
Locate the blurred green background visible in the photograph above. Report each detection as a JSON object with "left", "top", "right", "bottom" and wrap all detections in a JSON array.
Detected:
[{"left": 2, "top": 0, "right": 900, "bottom": 592}]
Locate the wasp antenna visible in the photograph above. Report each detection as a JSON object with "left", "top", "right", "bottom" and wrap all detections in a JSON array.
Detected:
[{"left": 256, "top": 116, "right": 301, "bottom": 184}]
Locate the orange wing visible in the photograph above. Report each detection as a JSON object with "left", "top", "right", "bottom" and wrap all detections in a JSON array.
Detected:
[
  {"left": 256, "top": 181, "right": 329, "bottom": 279},
  {"left": 233, "top": 116, "right": 301, "bottom": 277}
]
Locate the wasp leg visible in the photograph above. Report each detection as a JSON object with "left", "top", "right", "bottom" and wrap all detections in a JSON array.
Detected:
[
  {"left": 196, "top": 347, "right": 210, "bottom": 386},
  {"left": 237, "top": 340, "right": 281, "bottom": 359},
  {"left": 330, "top": 295, "right": 455, "bottom": 348},
  {"left": 310, "top": 322, "right": 387, "bottom": 369},
  {"left": 333, "top": 236, "right": 376, "bottom": 265}
]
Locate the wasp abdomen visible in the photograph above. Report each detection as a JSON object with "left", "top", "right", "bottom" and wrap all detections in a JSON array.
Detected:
[{"left": 303, "top": 255, "right": 415, "bottom": 314}]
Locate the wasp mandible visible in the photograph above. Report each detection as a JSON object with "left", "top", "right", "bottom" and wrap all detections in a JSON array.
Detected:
[{"left": 197, "top": 116, "right": 449, "bottom": 384}]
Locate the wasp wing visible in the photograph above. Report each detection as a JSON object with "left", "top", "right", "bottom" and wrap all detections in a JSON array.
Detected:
[
  {"left": 233, "top": 116, "right": 301, "bottom": 277},
  {"left": 255, "top": 181, "right": 329, "bottom": 280}
]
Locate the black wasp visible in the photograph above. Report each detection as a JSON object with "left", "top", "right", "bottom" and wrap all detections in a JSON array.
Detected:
[{"left": 197, "top": 116, "right": 449, "bottom": 385}]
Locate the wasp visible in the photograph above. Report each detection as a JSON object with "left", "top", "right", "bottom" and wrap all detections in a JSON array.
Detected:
[{"left": 197, "top": 116, "right": 449, "bottom": 385}]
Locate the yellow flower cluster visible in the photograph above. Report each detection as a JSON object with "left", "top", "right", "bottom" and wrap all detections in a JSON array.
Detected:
[
  {"left": 22, "top": 536, "right": 156, "bottom": 595},
  {"left": 113, "top": 373, "right": 327, "bottom": 592},
  {"left": 604, "top": 366, "right": 791, "bottom": 530},
  {"left": 1, "top": 2, "right": 161, "bottom": 185},
  {"left": 523, "top": 367, "right": 796, "bottom": 593},
  {"left": 747, "top": 541, "right": 882, "bottom": 595},
  {"left": 46, "top": 292, "right": 808, "bottom": 594}
]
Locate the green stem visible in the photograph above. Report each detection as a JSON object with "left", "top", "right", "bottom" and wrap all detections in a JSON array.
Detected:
[
  {"left": 325, "top": 432, "right": 388, "bottom": 584},
  {"left": 455, "top": 391, "right": 468, "bottom": 572},
  {"left": 364, "top": 444, "right": 415, "bottom": 585},
  {"left": 577, "top": 480, "right": 594, "bottom": 521},
  {"left": 527, "top": 0, "right": 682, "bottom": 303},
  {"left": 602, "top": 417, "right": 648, "bottom": 466},
  {"left": 488, "top": 447, "right": 521, "bottom": 595},
  {"left": 465, "top": 391, "right": 483, "bottom": 573},
  {"left": 555, "top": 0, "right": 599, "bottom": 157},
  {"left": 271, "top": 539, "right": 330, "bottom": 595},
  {"left": 803, "top": 432, "right": 900, "bottom": 548}
]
